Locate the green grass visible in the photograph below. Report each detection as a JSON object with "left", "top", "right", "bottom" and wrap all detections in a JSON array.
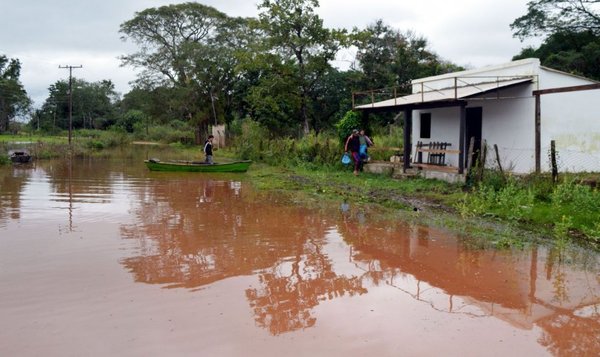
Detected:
[
  {"left": 243, "top": 160, "right": 600, "bottom": 250},
  {"left": 0, "top": 133, "right": 68, "bottom": 144},
  {"left": 4, "top": 127, "right": 598, "bottom": 250},
  {"left": 0, "top": 130, "right": 131, "bottom": 161}
]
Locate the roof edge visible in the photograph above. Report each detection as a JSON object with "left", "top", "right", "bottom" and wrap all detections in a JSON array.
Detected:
[
  {"left": 412, "top": 58, "right": 541, "bottom": 84},
  {"left": 540, "top": 66, "right": 600, "bottom": 84}
]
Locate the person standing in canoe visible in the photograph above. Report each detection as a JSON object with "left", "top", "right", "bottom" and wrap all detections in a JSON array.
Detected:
[
  {"left": 344, "top": 129, "right": 361, "bottom": 176},
  {"left": 204, "top": 135, "right": 214, "bottom": 164}
]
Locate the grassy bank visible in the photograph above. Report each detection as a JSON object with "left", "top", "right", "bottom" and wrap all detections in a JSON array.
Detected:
[
  {"left": 245, "top": 163, "right": 599, "bottom": 250},
  {"left": 3, "top": 126, "right": 598, "bottom": 250},
  {"left": 227, "top": 124, "right": 599, "bottom": 249},
  {"left": 0, "top": 130, "right": 130, "bottom": 162}
]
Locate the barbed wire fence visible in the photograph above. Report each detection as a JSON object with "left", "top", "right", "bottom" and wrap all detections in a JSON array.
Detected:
[{"left": 481, "top": 143, "right": 600, "bottom": 175}]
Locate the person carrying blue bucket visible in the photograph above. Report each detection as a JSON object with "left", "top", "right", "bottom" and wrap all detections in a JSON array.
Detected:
[
  {"left": 358, "top": 129, "right": 373, "bottom": 162},
  {"left": 344, "top": 129, "right": 362, "bottom": 176}
]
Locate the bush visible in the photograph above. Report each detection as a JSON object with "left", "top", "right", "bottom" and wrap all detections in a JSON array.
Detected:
[
  {"left": 550, "top": 179, "right": 600, "bottom": 234},
  {"left": 0, "top": 144, "right": 9, "bottom": 165},
  {"left": 456, "top": 178, "right": 534, "bottom": 221},
  {"left": 134, "top": 122, "right": 194, "bottom": 144},
  {"left": 231, "top": 119, "right": 341, "bottom": 168},
  {"left": 116, "top": 110, "right": 146, "bottom": 133},
  {"left": 82, "top": 129, "right": 129, "bottom": 150},
  {"left": 336, "top": 110, "right": 361, "bottom": 147}
]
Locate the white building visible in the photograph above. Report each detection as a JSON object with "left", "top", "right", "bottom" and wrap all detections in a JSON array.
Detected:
[{"left": 355, "top": 58, "right": 600, "bottom": 175}]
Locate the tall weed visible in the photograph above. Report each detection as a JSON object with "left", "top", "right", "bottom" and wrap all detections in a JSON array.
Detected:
[
  {"left": 456, "top": 178, "right": 534, "bottom": 221},
  {"left": 232, "top": 120, "right": 341, "bottom": 168},
  {"left": 550, "top": 179, "right": 600, "bottom": 236}
]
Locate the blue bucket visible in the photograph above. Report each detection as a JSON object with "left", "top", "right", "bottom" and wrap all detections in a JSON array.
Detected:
[{"left": 341, "top": 153, "right": 351, "bottom": 165}]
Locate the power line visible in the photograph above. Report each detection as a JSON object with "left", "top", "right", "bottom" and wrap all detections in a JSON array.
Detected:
[{"left": 59, "top": 65, "right": 83, "bottom": 145}]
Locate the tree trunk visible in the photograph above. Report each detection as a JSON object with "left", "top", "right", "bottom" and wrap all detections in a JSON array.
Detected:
[
  {"left": 301, "top": 94, "right": 309, "bottom": 135},
  {"left": 0, "top": 97, "right": 7, "bottom": 133},
  {"left": 195, "top": 121, "right": 209, "bottom": 145}
]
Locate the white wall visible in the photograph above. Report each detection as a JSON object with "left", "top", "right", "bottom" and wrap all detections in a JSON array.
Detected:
[
  {"left": 473, "top": 84, "right": 535, "bottom": 173},
  {"left": 413, "top": 107, "right": 461, "bottom": 167},
  {"left": 412, "top": 84, "right": 536, "bottom": 172},
  {"left": 539, "top": 69, "right": 600, "bottom": 172},
  {"left": 409, "top": 60, "right": 600, "bottom": 173}
]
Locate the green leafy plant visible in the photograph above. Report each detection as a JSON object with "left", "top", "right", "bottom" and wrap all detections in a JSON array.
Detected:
[{"left": 335, "top": 110, "right": 361, "bottom": 147}]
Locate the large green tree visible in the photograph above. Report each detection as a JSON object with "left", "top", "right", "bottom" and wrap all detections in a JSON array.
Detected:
[
  {"left": 119, "top": 2, "right": 249, "bottom": 141},
  {"left": 354, "top": 20, "right": 461, "bottom": 91},
  {"left": 511, "top": 1, "right": 600, "bottom": 80},
  {"left": 0, "top": 55, "right": 31, "bottom": 133},
  {"left": 34, "top": 78, "right": 118, "bottom": 131},
  {"left": 513, "top": 30, "right": 600, "bottom": 80},
  {"left": 256, "top": 0, "right": 347, "bottom": 134},
  {"left": 511, "top": 0, "right": 600, "bottom": 39}
]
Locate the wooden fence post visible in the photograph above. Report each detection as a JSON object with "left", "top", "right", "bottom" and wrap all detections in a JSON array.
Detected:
[
  {"left": 466, "top": 137, "right": 475, "bottom": 173},
  {"left": 494, "top": 144, "right": 504, "bottom": 177},
  {"left": 551, "top": 140, "right": 558, "bottom": 183},
  {"left": 477, "top": 140, "right": 487, "bottom": 182}
]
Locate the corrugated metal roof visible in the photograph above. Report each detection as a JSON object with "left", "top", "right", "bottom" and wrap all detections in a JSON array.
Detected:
[{"left": 355, "top": 77, "right": 532, "bottom": 110}]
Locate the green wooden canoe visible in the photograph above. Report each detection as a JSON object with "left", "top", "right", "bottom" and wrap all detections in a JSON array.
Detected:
[{"left": 144, "top": 159, "right": 252, "bottom": 172}]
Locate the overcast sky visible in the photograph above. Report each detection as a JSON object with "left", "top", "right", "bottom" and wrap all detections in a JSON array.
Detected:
[{"left": 1, "top": 0, "right": 540, "bottom": 107}]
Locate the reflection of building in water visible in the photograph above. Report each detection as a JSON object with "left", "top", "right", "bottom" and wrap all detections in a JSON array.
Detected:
[{"left": 338, "top": 220, "right": 600, "bottom": 356}]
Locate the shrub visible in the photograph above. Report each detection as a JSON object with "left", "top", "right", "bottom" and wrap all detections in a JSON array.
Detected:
[
  {"left": 116, "top": 110, "right": 146, "bottom": 133},
  {"left": 550, "top": 178, "right": 600, "bottom": 235},
  {"left": 0, "top": 144, "right": 9, "bottom": 165},
  {"left": 335, "top": 110, "right": 361, "bottom": 147},
  {"left": 551, "top": 179, "right": 599, "bottom": 211},
  {"left": 83, "top": 129, "right": 129, "bottom": 150},
  {"left": 456, "top": 178, "right": 534, "bottom": 221},
  {"left": 231, "top": 119, "right": 341, "bottom": 168}
]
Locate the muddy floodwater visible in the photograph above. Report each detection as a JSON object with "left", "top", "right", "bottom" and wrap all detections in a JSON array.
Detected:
[{"left": 1, "top": 152, "right": 599, "bottom": 356}]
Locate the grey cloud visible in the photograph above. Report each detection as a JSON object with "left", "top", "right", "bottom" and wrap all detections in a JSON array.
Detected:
[{"left": 2, "top": 0, "right": 534, "bottom": 108}]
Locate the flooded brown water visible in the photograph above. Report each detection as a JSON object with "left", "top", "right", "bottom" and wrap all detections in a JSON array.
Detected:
[{"left": 1, "top": 152, "right": 599, "bottom": 356}]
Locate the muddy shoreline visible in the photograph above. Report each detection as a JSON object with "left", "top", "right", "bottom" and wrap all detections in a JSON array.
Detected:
[{"left": 248, "top": 166, "right": 578, "bottom": 250}]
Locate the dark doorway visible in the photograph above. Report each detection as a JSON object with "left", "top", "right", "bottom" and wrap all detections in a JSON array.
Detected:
[{"left": 465, "top": 107, "right": 482, "bottom": 167}]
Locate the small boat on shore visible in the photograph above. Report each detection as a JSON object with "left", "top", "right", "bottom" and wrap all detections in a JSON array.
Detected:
[
  {"left": 144, "top": 158, "right": 252, "bottom": 173},
  {"left": 8, "top": 150, "right": 32, "bottom": 164}
]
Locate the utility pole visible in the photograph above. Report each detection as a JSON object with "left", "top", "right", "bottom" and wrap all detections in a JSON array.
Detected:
[{"left": 59, "top": 65, "right": 83, "bottom": 145}]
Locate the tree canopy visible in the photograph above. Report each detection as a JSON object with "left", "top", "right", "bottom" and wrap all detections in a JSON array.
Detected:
[
  {"left": 511, "top": 1, "right": 600, "bottom": 80},
  {"left": 120, "top": 2, "right": 247, "bottom": 140},
  {"left": 255, "top": 0, "right": 348, "bottom": 134},
  {"left": 354, "top": 20, "right": 461, "bottom": 91},
  {"left": 513, "top": 30, "right": 600, "bottom": 80},
  {"left": 0, "top": 55, "right": 31, "bottom": 133},
  {"left": 34, "top": 78, "right": 118, "bottom": 131},
  {"left": 511, "top": 0, "right": 600, "bottom": 39},
  {"left": 114, "top": 2, "right": 461, "bottom": 138}
]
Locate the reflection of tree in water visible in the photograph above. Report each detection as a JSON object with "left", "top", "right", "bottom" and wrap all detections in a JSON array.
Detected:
[
  {"left": 246, "top": 238, "right": 367, "bottom": 335},
  {"left": 0, "top": 166, "right": 31, "bottom": 225},
  {"left": 120, "top": 177, "right": 365, "bottom": 290},
  {"left": 538, "top": 309, "right": 600, "bottom": 357},
  {"left": 120, "top": 177, "right": 369, "bottom": 334},
  {"left": 120, "top": 178, "right": 265, "bottom": 287}
]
